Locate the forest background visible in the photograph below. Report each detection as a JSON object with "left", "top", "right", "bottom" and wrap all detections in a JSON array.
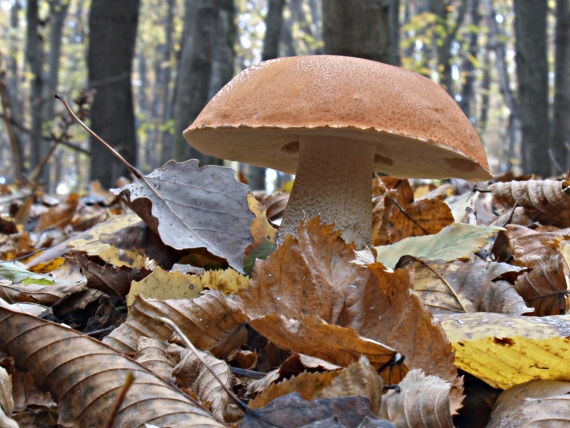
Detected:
[{"left": 0, "top": 0, "right": 568, "bottom": 193}]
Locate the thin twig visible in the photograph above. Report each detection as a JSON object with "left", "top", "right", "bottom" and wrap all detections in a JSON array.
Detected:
[
  {"left": 103, "top": 371, "right": 135, "bottom": 428},
  {"left": 155, "top": 316, "right": 249, "bottom": 414},
  {"left": 55, "top": 94, "right": 142, "bottom": 179}
]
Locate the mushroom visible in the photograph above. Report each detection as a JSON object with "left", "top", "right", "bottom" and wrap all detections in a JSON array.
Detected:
[{"left": 183, "top": 55, "right": 492, "bottom": 249}]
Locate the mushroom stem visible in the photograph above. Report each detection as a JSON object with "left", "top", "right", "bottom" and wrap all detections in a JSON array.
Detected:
[{"left": 276, "top": 135, "right": 375, "bottom": 249}]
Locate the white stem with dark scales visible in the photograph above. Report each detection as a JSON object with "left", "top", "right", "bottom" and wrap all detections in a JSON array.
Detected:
[{"left": 276, "top": 135, "right": 375, "bottom": 249}]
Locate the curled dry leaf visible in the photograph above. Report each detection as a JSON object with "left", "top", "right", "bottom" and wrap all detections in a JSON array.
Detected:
[
  {"left": 408, "top": 258, "right": 531, "bottom": 315},
  {"left": 0, "top": 366, "right": 14, "bottom": 417},
  {"left": 490, "top": 179, "right": 570, "bottom": 227},
  {"left": 379, "top": 370, "right": 455, "bottom": 427},
  {"left": 250, "top": 356, "right": 383, "bottom": 416},
  {"left": 112, "top": 160, "right": 255, "bottom": 273},
  {"left": 134, "top": 337, "right": 176, "bottom": 382},
  {"left": 438, "top": 312, "right": 570, "bottom": 389},
  {"left": 104, "top": 290, "right": 247, "bottom": 356},
  {"left": 487, "top": 380, "right": 570, "bottom": 427},
  {"left": 0, "top": 305, "right": 225, "bottom": 427},
  {"left": 173, "top": 348, "right": 233, "bottom": 422},
  {"left": 243, "top": 193, "right": 277, "bottom": 275},
  {"left": 35, "top": 193, "right": 79, "bottom": 232}
]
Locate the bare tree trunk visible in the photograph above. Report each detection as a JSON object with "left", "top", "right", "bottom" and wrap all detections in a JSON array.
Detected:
[
  {"left": 88, "top": 0, "right": 140, "bottom": 188},
  {"left": 430, "top": 0, "right": 468, "bottom": 95},
  {"left": 44, "top": 0, "right": 70, "bottom": 128},
  {"left": 158, "top": 0, "right": 177, "bottom": 166},
  {"left": 281, "top": 13, "right": 297, "bottom": 57},
  {"left": 308, "top": 0, "right": 322, "bottom": 47},
  {"left": 459, "top": 0, "right": 480, "bottom": 121},
  {"left": 26, "top": 0, "right": 45, "bottom": 175},
  {"left": 172, "top": 0, "right": 222, "bottom": 164},
  {"left": 552, "top": 0, "right": 570, "bottom": 173},
  {"left": 482, "top": 0, "right": 521, "bottom": 171},
  {"left": 262, "top": 0, "right": 286, "bottom": 61},
  {"left": 209, "top": 0, "right": 236, "bottom": 97},
  {"left": 389, "top": 0, "right": 400, "bottom": 65},
  {"left": 478, "top": 47, "right": 491, "bottom": 134},
  {"left": 289, "top": 0, "right": 321, "bottom": 54},
  {"left": 322, "top": 0, "right": 393, "bottom": 64},
  {"left": 514, "top": 0, "right": 550, "bottom": 176}
]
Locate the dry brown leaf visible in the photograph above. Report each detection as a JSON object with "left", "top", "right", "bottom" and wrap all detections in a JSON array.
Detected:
[
  {"left": 74, "top": 251, "right": 151, "bottom": 297},
  {"left": 384, "top": 197, "right": 454, "bottom": 244},
  {"left": 490, "top": 179, "right": 570, "bottom": 227},
  {"left": 0, "top": 304, "right": 225, "bottom": 427},
  {"left": 250, "top": 356, "right": 383, "bottom": 416},
  {"left": 372, "top": 177, "right": 415, "bottom": 246},
  {"left": 408, "top": 258, "right": 530, "bottom": 315},
  {"left": 514, "top": 253, "right": 568, "bottom": 315},
  {"left": 104, "top": 290, "right": 247, "bottom": 356},
  {"left": 379, "top": 369, "right": 455, "bottom": 427},
  {"left": 173, "top": 348, "right": 233, "bottom": 421},
  {"left": 487, "top": 380, "right": 570, "bottom": 427},
  {"left": 134, "top": 337, "right": 176, "bottom": 382},
  {"left": 260, "top": 192, "right": 289, "bottom": 222},
  {"left": 35, "top": 194, "right": 79, "bottom": 232},
  {"left": 112, "top": 159, "right": 255, "bottom": 272},
  {"left": 9, "top": 367, "right": 56, "bottom": 413},
  {"left": 243, "top": 193, "right": 277, "bottom": 275},
  {"left": 0, "top": 366, "right": 14, "bottom": 418},
  {"left": 241, "top": 218, "right": 456, "bottom": 388},
  {"left": 0, "top": 281, "right": 86, "bottom": 306}
]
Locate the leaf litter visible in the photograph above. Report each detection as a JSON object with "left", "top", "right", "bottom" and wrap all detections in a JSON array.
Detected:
[{"left": 1, "top": 168, "right": 570, "bottom": 426}]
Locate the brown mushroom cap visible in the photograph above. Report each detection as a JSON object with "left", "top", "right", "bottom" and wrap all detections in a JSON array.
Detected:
[{"left": 184, "top": 55, "right": 491, "bottom": 181}]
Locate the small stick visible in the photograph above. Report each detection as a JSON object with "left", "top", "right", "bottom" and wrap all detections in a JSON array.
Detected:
[
  {"left": 55, "top": 94, "right": 142, "bottom": 180},
  {"left": 156, "top": 316, "right": 249, "bottom": 414},
  {"left": 103, "top": 371, "right": 135, "bottom": 428}
]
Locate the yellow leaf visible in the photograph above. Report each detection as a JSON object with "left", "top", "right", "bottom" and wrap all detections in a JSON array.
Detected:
[{"left": 438, "top": 313, "right": 570, "bottom": 389}]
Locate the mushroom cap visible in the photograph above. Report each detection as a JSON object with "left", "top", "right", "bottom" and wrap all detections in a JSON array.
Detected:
[{"left": 184, "top": 55, "right": 492, "bottom": 180}]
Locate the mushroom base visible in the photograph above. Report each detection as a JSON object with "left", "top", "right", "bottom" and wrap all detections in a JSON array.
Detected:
[{"left": 276, "top": 135, "right": 375, "bottom": 249}]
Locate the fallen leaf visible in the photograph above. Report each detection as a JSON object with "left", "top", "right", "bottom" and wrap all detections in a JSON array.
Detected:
[
  {"left": 35, "top": 193, "right": 79, "bottom": 232},
  {"left": 383, "top": 197, "right": 454, "bottom": 244},
  {"left": 243, "top": 193, "right": 277, "bottom": 275},
  {"left": 241, "top": 392, "right": 393, "bottom": 428},
  {"left": 127, "top": 266, "right": 204, "bottom": 306},
  {"left": 112, "top": 160, "right": 255, "bottom": 272},
  {"left": 438, "top": 312, "right": 570, "bottom": 389},
  {"left": 373, "top": 223, "right": 503, "bottom": 268},
  {"left": 104, "top": 290, "right": 247, "bottom": 356},
  {"left": 134, "top": 337, "right": 176, "bottom": 383},
  {"left": 379, "top": 369, "right": 455, "bottom": 426},
  {"left": 0, "top": 304, "right": 225, "bottom": 427},
  {"left": 490, "top": 179, "right": 570, "bottom": 227},
  {"left": 172, "top": 348, "right": 233, "bottom": 421},
  {"left": 407, "top": 258, "right": 531, "bottom": 315},
  {"left": 487, "top": 380, "right": 570, "bottom": 427}
]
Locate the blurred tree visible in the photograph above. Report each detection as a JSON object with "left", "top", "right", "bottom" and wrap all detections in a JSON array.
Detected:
[
  {"left": 25, "top": 0, "right": 45, "bottom": 175},
  {"left": 514, "top": 0, "right": 550, "bottom": 176},
  {"left": 262, "top": 0, "right": 286, "bottom": 61},
  {"left": 88, "top": 0, "right": 140, "bottom": 188},
  {"left": 172, "top": 0, "right": 222, "bottom": 164},
  {"left": 322, "top": 0, "right": 393, "bottom": 64},
  {"left": 551, "top": 0, "right": 570, "bottom": 173},
  {"left": 458, "top": 0, "right": 480, "bottom": 122}
]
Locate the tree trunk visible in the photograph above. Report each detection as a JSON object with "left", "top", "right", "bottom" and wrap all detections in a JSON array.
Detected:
[
  {"left": 208, "top": 0, "right": 236, "bottom": 98},
  {"left": 322, "top": 0, "right": 393, "bottom": 64},
  {"left": 262, "top": 0, "right": 286, "bottom": 61},
  {"left": 26, "top": 0, "right": 45, "bottom": 174},
  {"left": 44, "top": 0, "right": 70, "bottom": 130},
  {"left": 172, "top": 0, "right": 222, "bottom": 164},
  {"left": 478, "top": 47, "right": 491, "bottom": 134},
  {"left": 459, "top": 0, "right": 480, "bottom": 121},
  {"left": 551, "top": 0, "right": 570, "bottom": 173},
  {"left": 87, "top": 0, "right": 140, "bottom": 188},
  {"left": 389, "top": 0, "right": 400, "bottom": 65},
  {"left": 158, "top": 0, "right": 177, "bottom": 166},
  {"left": 482, "top": 0, "right": 521, "bottom": 172},
  {"left": 514, "top": 0, "right": 550, "bottom": 176},
  {"left": 281, "top": 12, "right": 297, "bottom": 57}
]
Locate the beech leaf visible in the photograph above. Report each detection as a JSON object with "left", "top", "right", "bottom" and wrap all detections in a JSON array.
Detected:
[{"left": 112, "top": 160, "right": 255, "bottom": 272}]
